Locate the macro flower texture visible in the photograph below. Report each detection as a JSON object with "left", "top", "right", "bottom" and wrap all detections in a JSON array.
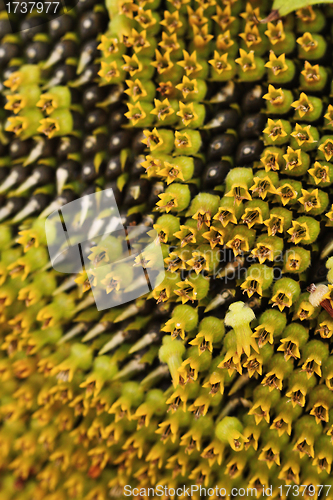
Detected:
[{"left": 3, "top": 0, "right": 333, "bottom": 498}]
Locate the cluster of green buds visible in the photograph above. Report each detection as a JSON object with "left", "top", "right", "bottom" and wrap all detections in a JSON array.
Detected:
[{"left": 4, "top": 65, "right": 43, "bottom": 139}]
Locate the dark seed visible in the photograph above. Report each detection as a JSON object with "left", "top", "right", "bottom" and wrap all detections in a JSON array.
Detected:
[
  {"left": 236, "top": 140, "right": 264, "bottom": 165},
  {"left": 207, "top": 134, "right": 238, "bottom": 161}
]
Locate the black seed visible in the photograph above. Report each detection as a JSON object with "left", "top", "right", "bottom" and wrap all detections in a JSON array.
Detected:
[
  {"left": 202, "top": 161, "right": 231, "bottom": 189},
  {"left": 82, "top": 133, "right": 107, "bottom": 155},
  {"left": 82, "top": 85, "right": 107, "bottom": 109},
  {"left": 108, "top": 130, "right": 132, "bottom": 155},
  {"left": 57, "top": 136, "right": 81, "bottom": 160},
  {"left": 10, "top": 139, "right": 32, "bottom": 159},
  {"left": 104, "top": 181, "right": 123, "bottom": 206},
  {"left": 31, "top": 165, "right": 55, "bottom": 185},
  {"left": 0, "top": 167, "right": 9, "bottom": 183},
  {"left": 204, "top": 108, "right": 239, "bottom": 133},
  {"left": 131, "top": 131, "right": 147, "bottom": 155},
  {"left": 236, "top": 140, "right": 264, "bottom": 165},
  {"left": 53, "top": 63, "right": 77, "bottom": 84},
  {"left": 84, "top": 109, "right": 108, "bottom": 131},
  {"left": 0, "top": 43, "right": 20, "bottom": 66},
  {"left": 148, "top": 182, "right": 164, "bottom": 207},
  {"left": 109, "top": 105, "right": 128, "bottom": 130},
  {"left": 76, "top": 0, "right": 97, "bottom": 14},
  {"left": 239, "top": 114, "right": 266, "bottom": 139},
  {"left": 81, "top": 160, "right": 104, "bottom": 182},
  {"left": 241, "top": 85, "right": 264, "bottom": 113},
  {"left": 0, "top": 18, "right": 12, "bottom": 37},
  {"left": 79, "top": 11, "right": 107, "bottom": 40},
  {"left": 207, "top": 134, "right": 238, "bottom": 160},
  {"left": 20, "top": 17, "right": 46, "bottom": 42},
  {"left": 49, "top": 15, "right": 75, "bottom": 39},
  {"left": 131, "top": 155, "right": 145, "bottom": 178},
  {"left": 25, "top": 41, "right": 50, "bottom": 63},
  {"left": 123, "top": 179, "right": 151, "bottom": 207}
]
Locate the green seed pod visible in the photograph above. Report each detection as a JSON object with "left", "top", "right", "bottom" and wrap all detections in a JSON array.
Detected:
[
  {"left": 241, "top": 264, "right": 274, "bottom": 298},
  {"left": 159, "top": 336, "right": 186, "bottom": 386},
  {"left": 248, "top": 384, "right": 281, "bottom": 424},
  {"left": 292, "top": 93, "right": 323, "bottom": 122},
  {"left": 296, "top": 7, "right": 326, "bottom": 33},
  {"left": 241, "top": 200, "right": 270, "bottom": 228},
  {"left": 125, "top": 79, "right": 156, "bottom": 103},
  {"left": 308, "top": 161, "right": 333, "bottom": 187},
  {"left": 162, "top": 304, "right": 199, "bottom": 339},
  {"left": 281, "top": 147, "right": 310, "bottom": 177},
  {"left": 251, "top": 170, "right": 279, "bottom": 200},
  {"left": 270, "top": 399, "right": 302, "bottom": 436},
  {"left": 315, "top": 310, "right": 333, "bottom": 339},
  {"left": 6, "top": 108, "right": 44, "bottom": 139},
  {"left": 270, "top": 277, "right": 301, "bottom": 311},
  {"left": 153, "top": 214, "right": 180, "bottom": 244},
  {"left": 251, "top": 234, "right": 284, "bottom": 263},
  {"left": 156, "top": 183, "right": 191, "bottom": 213},
  {"left": 5, "top": 84, "right": 41, "bottom": 114},
  {"left": 267, "top": 31, "right": 296, "bottom": 56},
  {"left": 213, "top": 196, "right": 245, "bottom": 227},
  {"left": 226, "top": 225, "right": 256, "bottom": 256},
  {"left": 173, "top": 129, "right": 202, "bottom": 156},
  {"left": 290, "top": 123, "right": 319, "bottom": 152},
  {"left": 175, "top": 77, "right": 207, "bottom": 102},
  {"left": 4, "top": 64, "right": 41, "bottom": 91},
  {"left": 312, "top": 435, "right": 333, "bottom": 475},
  {"left": 175, "top": 273, "right": 210, "bottom": 303},
  {"left": 52, "top": 343, "right": 93, "bottom": 382},
  {"left": 225, "top": 167, "right": 253, "bottom": 205},
  {"left": 134, "top": 389, "right": 167, "bottom": 428},
  {"left": 287, "top": 216, "right": 320, "bottom": 245},
  {"left": 298, "top": 187, "right": 329, "bottom": 215},
  {"left": 143, "top": 128, "right": 174, "bottom": 154},
  {"left": 297, "top": 32, "right": 327, "bottom": 60},
  {"left": 260, "top": 146, "right": 285, "bottom": 171},
  {"left": 7, "top": 246, "right": 48, "bottom": 281},
  {"left": 186, "top": 192, "right": 220, "bottom": 229},
  {"left": 301, "top": 339, "right": 329, "bottom": 378},
  {"left": 266, "top": 53, "right": 296, "bottom": 85},
  {"left": 189, "top": 316, "right": 225, "bottom": 354},
  {"left": 37, "top": 86, "right": 71, "bottom": 115},
  {"left": 277, "top": 323, "right": 309, "bottom": 360},
  {"left": 186, "top": 244, "right": 220, "bottom": 275},
  {"left": 178, "top": 346, "right": 212, "bottom": 383},
  {"left": 283, "top": 246, "right": 311, "bottom": 274},
  {"left": 157, "top": 156, "right": 194, "bottom": 184},
  {"left": 262, "top": 353, "right": 294, "bottom": 391},
  {"left": 300, "top": 61, "right": 327, "bottom": 92},
  {"left": 307, "top": 385, "right": 333, "bottom": 424},
  {"left": 285, "top": 369, "right": 317, "bottom": 407},
  {"left": 236, "top": 51, "right": 266, "bottom": 82},
  {"left": 38, "top": 108, "right": 73, "bottom": 138},
  {"left": 174, "top": 217, "right": 206, "bottom": 247},
  {"left": 263, "top": 118, "right": 291, "bottom": 146},
  {"left": 263, "top": 85, "right": 294, "bottom": 116},
  {"left": 276, "top": 178, "right": 302, "bottom": 206},
  {"left": 253, "top": 309, "right": 287, "bottom": 347},
  {"left": 209, "top": 52, "right": 238, "bottom": 82},
  {"left": 264, "top": 206, "right": 293, "bottom": 235},
  {"left": 293, "top": 292, "right": 319, "bottom": 322},
  {"left": 216, "top": 416, "right": 247, "bottom": 451},
  {"left": 317, "top": 135, "right": 333, "bottom": 162},
  {"left": 176, "top": 102, "right": 205, "bottom": 129},
  {"left": 293, "top": 415, "right": 322, "bottom": 458}
]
